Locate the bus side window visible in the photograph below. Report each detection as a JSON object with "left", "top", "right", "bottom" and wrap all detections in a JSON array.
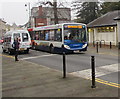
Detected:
[
  {"left": 54, "top": 29, "right": 62, "bottom": 41},
  {"left": 35, "top": 32, "right": 39, "bottom": 40},
  {"left": 49, "top": 30, "right": 54, "bottom": 41},
  {"left": 45, "top": 30, "right": 50, "bottom": 41},
  {"left": 38, "top": 31, "right": 41, "bottom": 40},
  {"left": 40, "top": 31, "right": 45, "bottom": 40}
]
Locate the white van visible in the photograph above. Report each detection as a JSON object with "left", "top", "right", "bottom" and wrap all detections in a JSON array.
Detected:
[{"left": 2, "top": 30, "right": 31, "bottom": 54}]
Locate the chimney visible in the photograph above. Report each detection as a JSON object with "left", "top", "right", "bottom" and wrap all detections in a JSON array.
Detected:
[{"left": 38, "top": 6, "right": 43, "bottom": 16}]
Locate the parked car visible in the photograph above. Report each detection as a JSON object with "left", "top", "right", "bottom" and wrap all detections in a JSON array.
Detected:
[
  {"left": 0, "top": 38, "right": 3, "bottom": 44},
  {"left": 2, "top": 30, "right": 31, "bottom": 54}
]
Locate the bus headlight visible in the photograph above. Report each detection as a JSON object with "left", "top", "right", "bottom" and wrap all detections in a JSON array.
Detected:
[
  {"left": 82, "top": 43, "right": 87, "bottom": 48},
  {"left": 64, "top": 45, "right": 70, "bottom": 49}
]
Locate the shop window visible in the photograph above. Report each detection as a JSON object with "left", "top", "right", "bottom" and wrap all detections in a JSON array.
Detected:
[{"left": 97, "top": 27, "right": 115, "bottom": 33}]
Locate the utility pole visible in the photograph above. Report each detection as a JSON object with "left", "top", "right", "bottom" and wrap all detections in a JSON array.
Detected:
[
  {"left": 53, "top": 0, "right": 58, "bottom": 24},
  {"left": 25, "top": 2, "right": 31, "bottom": 28},
  {"left": 41, "top": 0, "right": 59, "bottom": 24}
]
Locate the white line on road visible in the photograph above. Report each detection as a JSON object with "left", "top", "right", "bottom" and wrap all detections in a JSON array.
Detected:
[
  {"left": 70, "top": 63, "right": 119, "bottom": 79},
  {"left": 20, "top": 54, "right": 57, "bottom": 60}
]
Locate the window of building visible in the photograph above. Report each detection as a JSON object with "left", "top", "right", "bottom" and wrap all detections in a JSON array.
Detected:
[{"left": 97, "top": 27, "right": 115, "bottom": 33}]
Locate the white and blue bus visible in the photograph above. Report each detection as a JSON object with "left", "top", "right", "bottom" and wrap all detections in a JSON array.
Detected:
[{"left": 28, "top": 23, "right": 88, "bottom": 53}]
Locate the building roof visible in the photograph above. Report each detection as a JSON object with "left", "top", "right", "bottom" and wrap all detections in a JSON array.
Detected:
[
  {"left": 31, "top": 6, "right": 71, "bottom": 20},
  {"left": 87, "top": 10, "right": 120, "bottom": 28},
  {"left": 114, "top": 16, "right": 120, "bottom": 20}
]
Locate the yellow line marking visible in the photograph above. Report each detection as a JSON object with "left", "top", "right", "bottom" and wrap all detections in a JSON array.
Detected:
[
  {"left": 1, "top": 53, "right": 119, "bottom": 88},
  {"left": 0, "top": 54, "right": 14, "bottom": 58},
  {"left": 87, "top": 77, "right": 120, "bottom": 88},
  {"left": 96, "top": 78, "right": 119, "bottom": 86}
]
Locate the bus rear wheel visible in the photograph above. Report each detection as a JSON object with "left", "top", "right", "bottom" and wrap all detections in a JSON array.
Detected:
[{"left": 49, "top": 45, "right": 54, "bottom": 54}]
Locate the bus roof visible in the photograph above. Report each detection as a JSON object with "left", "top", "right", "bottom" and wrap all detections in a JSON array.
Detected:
[{"left": 33, "top": 23, "right": 86, "bottom": 31}]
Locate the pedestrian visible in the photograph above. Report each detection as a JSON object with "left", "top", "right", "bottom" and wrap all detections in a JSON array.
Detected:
[{"left": 12, "top": 37, "right": 20, "bottom": 61}]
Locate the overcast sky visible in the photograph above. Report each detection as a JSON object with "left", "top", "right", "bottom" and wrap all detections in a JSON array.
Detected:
[
  {"left": 0, "top": 0, "right": 74, "bottom": 26},
  {"left": 1, "top": 0, "right": 118, "bottom": 26}
]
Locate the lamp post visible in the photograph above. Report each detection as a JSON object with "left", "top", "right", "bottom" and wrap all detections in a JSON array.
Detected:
[{"left": 25, "top": 2, "right": 31, "bottom": 28}]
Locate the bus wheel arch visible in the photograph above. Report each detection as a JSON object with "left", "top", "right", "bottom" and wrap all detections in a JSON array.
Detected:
[{"left": 49, "top": 44, "right": 54, "bottom": 53}]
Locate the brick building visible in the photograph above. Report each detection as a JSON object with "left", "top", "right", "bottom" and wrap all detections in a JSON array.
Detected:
[{"left": 30, "top": 6, "right": 71, "bottom": 27}]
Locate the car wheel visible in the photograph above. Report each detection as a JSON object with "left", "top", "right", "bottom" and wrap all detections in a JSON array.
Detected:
[
  {"left": 3, "top": 49, "right": 6, "bottom": 53},
  {"left": 8, "top": 49, "right": 12, "bottom": 55},
  {"left": 24, "top": 49, "right": 29, "bottom": 54}
]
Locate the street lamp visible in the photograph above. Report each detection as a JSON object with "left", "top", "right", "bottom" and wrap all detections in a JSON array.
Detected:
[{"left": 25, "top": 3, "right": 31, "bottom": 28}]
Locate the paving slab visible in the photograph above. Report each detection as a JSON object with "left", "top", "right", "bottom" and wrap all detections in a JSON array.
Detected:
[{"left": 1, "top": 54, "right": 119, "bottom": 97}]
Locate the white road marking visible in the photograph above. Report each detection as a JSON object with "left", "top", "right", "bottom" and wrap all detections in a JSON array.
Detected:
[
  {"left": 20, "top": 54, "right": 57, "bottom": 60},
  {"left": 70, "top": 64, "right": 119, "bottom": 79}
]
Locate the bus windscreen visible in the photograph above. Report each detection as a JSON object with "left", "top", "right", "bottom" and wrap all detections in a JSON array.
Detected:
[{"left": 64, "top": 25, "right": 87, "bottom": 42}]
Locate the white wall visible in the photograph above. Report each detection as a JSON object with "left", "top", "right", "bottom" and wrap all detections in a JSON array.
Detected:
[
  {"left": 97, "top": 31, "right": 115, "bottom": 45},
  {"left": 117, "top": 21, "right": 120, "bottom": 43},
  {"left": 88, "top": 26, "right": 117, "bottom": 45},
  {"left": 88, "top": 28, "right": 94, "bottom": 43}
]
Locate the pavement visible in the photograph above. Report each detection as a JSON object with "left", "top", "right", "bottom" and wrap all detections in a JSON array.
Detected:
[
  {"left": 88, "top": 44, "right": 119, "bottom": 57},
  {"left": 2, "top": 45, "right": 119, "bottom": 97}
]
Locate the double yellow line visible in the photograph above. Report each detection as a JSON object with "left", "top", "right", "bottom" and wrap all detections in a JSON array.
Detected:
[
  {"left": 1, "top": 53, "right": 120, "bottom": 88},
  {"left": 0, "top": 54, "right": 14, "bottom": 58},
  {"left": 87, "top": 78, "right": 120, "bottom": 88}
]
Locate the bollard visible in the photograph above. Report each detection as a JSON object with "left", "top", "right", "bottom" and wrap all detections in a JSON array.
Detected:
[
  {"left": 119, "top": 42, "right": 120, "bottom": 49},
  {"left": 99, "top": 41, "right": 102, "bottom": 48},
  {"left": 96, "top": 42, "right": 98, "bottom": 53},
  {"left": 91, "top": 56, "right": 96, "bottom": 88},
  {"left": 110, "top": 42, "right": 112, "bottom": 49},
  {"left": 63, "top": 52, "right": 66, "bottom": 78}
]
